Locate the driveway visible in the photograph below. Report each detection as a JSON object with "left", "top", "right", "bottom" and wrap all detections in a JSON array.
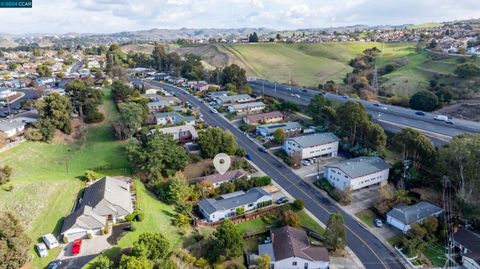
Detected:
[
  {"left": 56, "top": 235, "right": 111, "bottom": 269},
  {"left": 343, "top": 185, "right": 383, "bottom": 215},
  {"left": 291, "top": 155, "right": 344, "bottom": 178}
]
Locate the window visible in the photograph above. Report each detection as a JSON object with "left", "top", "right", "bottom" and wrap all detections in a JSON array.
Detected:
[
  {"left": 292, "top": 262, "right": 297, "bottom": 266},
  {"left": 248, "top": 203, "right": 254, "bottom": 207},
  {"left": 304, "top": 263, "right": 309, "bottom": 269}
]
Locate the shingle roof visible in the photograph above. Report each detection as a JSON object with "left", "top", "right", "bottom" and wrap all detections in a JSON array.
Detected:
[
  {"left": 61, "top": 206, "right": 106, "bottom": 233},
  {"left": 271, "top": 226, "right": 329, "bottom": 262},
  {"left": 453, "top": 227, "right": 480, "bottom": 264},
  {"left": 245, "top": 111, "right": 284, "bottom": 123},
  {"left": 194, "top": 169, "right": 248, "bottom": 185},
  {"left": 326, "top": 156, "right": 390, "bottom": 179},
  {"left": 199, "top": 187, "right": 271, "bottom": 215},
  {"left": 229, "top": 102, "right": 265, "bottom": 109},
  {"left": 157, "top": 124, "right": 198, "bottom": 139},
  {"left": 217, "top": 94, "right": 254, "bottom": 103},
  {"left": 256, "top": 122, "right": 302, "bottom": 135},
  {"left": 286, "top": 132, "right": 339, "bottom": 148},
  {"left": 81, "top": 177, "right": 133, "bottom": 217},
  {"left": 387, "top": 201, "right": 443, "bottom": 225}
]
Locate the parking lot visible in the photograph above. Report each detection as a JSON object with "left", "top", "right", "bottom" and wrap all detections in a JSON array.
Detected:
[
  {"left": 293, "top": 156, "right": 344, "bottom": 178},
  {"left": 0, "top": 88, "right": 41, "bottom": 118}
]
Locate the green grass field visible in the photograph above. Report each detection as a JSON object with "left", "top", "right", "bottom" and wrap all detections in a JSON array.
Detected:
[
  {"left": 355, "top": 209, "right": 376, "bottom": 228},
  {"left": 0, "top": 88, "right": 185, "bottom": 268}
]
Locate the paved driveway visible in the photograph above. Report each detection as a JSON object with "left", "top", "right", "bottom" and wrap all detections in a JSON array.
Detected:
[
  {"left": 56, "top": 235, "right": 111, "bottom": 269},
  {"left": 344, "top": 185, "right": 382, "bottom": 215}
]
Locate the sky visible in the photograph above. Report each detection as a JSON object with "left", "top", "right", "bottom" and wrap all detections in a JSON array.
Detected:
[{"left": 1, "top": 0, "right": 480, "bottom": 34}]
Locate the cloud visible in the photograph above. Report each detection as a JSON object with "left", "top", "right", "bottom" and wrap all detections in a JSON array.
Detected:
[{"left": 0, "top": 0, "right": 479, "bottom": 33}]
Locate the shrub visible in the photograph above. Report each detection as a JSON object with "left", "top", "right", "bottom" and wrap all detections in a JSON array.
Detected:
[
  {"left": 136, "top": 212, "right": 145, "bottom": 222},
  {"left": 63, "top": 235, "right": 69, "bottom": 243},
  {"left": 195, "top": 258, "right": 210, "bottom": 268},
  {"left": 251, "top": 176, "right": 271, "bottom": 187},
  {"left": 236, "top": 207, "right": 245, "bottom": 215},
  {"left": 125, "top": 213, "right": 135, "bottom": 222},
  {"left": 130, "top": 223, "right": 137, "bottom": 231},
  {"left": 293, "top": 199, "right": 305, "bottom": 211}
]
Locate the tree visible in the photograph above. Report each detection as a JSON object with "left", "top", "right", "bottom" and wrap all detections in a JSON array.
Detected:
[
  {"left": 88, "top": 255, "right": 113, "bottom": 269},
  {"left": 241, "top": 86, "right": 253, "bottom": 94},
  {"left": 0, "top": 165, "right": 13, "bottom": 185},
  {"left": 132, "top": 232, "right": 170, "bottom": 261},
  {"left": 219, "top": 181, "right": 236, "bottom": 194},
  {"left": 256, "top": 255, "right": 271, "bottom": 269},
  {"left": 308, "top": 95, "right": 332, "bottom": 125},
  {"left": 36, "top": 64, "right": 52, "bottom": 77},
  {"left": 165, "top": 172, "right": 191, "bottom": 205},
  {"left": 25, "top": 119, "right": 55, "bottom": 142},
  {"left": 336, "top": 101, "right": 369, "bottom": 145},
  {"left": 0, "top": 212, "right": 32, "bottom": 269},
  {"left": 225, "top": 83, "right": 237, "bottom": 93},
  {"left": 119, "top": 255, "right": 153, "bottom": 269},
  {"left": 324, "top": 212, "right": 346, "bottom": 251},
  {"left": 152, "top": 43, "right": 167, "bottom": 71},
  {"left": 212, "top": 219, "right": 243, "bottom": 259},
  {"left": 114, "top": 102, "right": 145, "bottom": 139},
  {"left": 454, "top": 63, "right": 480, "bottom": 78},
  {"left": 249, "top": 32, "right": 259, "bottom": 43},
  {"left": 8, "top": 62, "right": 17, "bottom": 71},
  {"left": 293, "top": 199, "right": 305, "bottom": 211},
  {"left": 276, "top": 33, "right": 282, "bottom": 41},
  {"left": 392, "top": 128, "right": 436, "bottom": 169},
  {"left": 409, "top": 90, "right": 439, "bottom": 111},
  {"left": 125, "top": 133, "right": 189, "bottom": 178},
  {"left": 438, "top": 134, "right": 480, "bottom": 203},
  {"left": 65, "top": 79, "right": 103, "bottom": 121},
  {"left": 281, "top": 210, "right": 301, "bottom": 227},
  {"left": 273, "top": 128, "right": 286, "bottom": 144},
  {"left": 197, "top": 128, "right": 238, "bottom": 158},
  {"left": 36, "top": 93, "right": 72, "bottom": 134},
  {"left": 221, "top": 64, "right": 247, "bottom": 89},
  {"left": 84, "top": 170, "right": 98, "bottom": 182},
  {"left": 181, "top": 53, "right": 204, "bottom": 81},
  {"left": 111, "top": 80, "right": 135, "bottom": 102}
]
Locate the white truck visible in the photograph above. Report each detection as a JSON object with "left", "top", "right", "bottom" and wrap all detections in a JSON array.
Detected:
[{"left": 433, "top": 115, "right": 448, "bottom": 121}]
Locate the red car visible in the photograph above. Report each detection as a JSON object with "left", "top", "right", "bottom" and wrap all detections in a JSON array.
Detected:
[{"left": 71, "top": 239, "right": 82, "bottom": 255}]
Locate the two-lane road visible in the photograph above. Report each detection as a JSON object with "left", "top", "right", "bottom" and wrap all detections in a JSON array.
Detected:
[
  {"left": 248, "top": 80, "right": 480, "bottom": 144},
  {"left": 152, "top": 81, "right": 406, "bottom": 269}
]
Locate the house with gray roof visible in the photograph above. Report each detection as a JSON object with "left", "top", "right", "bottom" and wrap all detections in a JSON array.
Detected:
[
  {"left": 198, "top": 187, "right": 272, "bottom": 222},
  {"left": 60, "top": 177, "right": 134, "bottom": 241},
  {"left": 256, "top": 121, "right": 303, "bottom": 138},
  {"left": 227, "top": 102, "right": 265, "bottom": 116},
  {"left": 386, "top": 201, "right": 443, "bottom": 233},
  {"left": 154, "top": 112, "right": 196, "bottom": 126},
  {"left": 283, "top": 132, "right": 339, "bottom": 160},
  {"left": 192, "top": 169, "right": 249, "bottom": 188},
  {"left": 451, "top": 226, "right": 480, "bottom": 269},
  {"left": 253, "top": 226, "right": 329, "bottom": 269},
  {"left": 325, "top": 157, "right": 391, "bottom": 191},
  {"left": 215, "top": 94, "right": 255, "bottom": 104}
]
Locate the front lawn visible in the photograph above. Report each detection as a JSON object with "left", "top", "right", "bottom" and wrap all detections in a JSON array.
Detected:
[
  {"left": 355, "top": 209, "right": 376, "bottom": 228},
  {"left": 423, "top": 242, "right": 447, "bottom": 268},
  {"left": 0, "top": 88, "right": 130, "bottom": 269}
]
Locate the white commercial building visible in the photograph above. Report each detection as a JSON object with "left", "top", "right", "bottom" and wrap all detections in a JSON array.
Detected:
[
  {"left": 324, "top": 157, "right": 390, "bottom": 191},
  {"left": 283, "top": 132, "right": 339, "bottom": 160}
]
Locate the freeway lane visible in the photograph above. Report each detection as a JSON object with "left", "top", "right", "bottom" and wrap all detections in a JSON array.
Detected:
[
  {"left": 152, "top": 81, "right": 405, "bottom": 269},
  {"left": 248, "top": 80, "right": 480, "bottom": 138}
]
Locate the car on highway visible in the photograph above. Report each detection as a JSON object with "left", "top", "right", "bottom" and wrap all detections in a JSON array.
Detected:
[
  {"left": 276, "top": 197, "right": 289, "bottom": 204},
  {"left": 373, "top": 103, "right": 380, "bottom": 107},
  {"left": 47, "top": 260, "right": 62, "bottom": 269},
  {"left": 415, "top": 111, "right": 426, "bottom": 116},
  {"left": 210, "top": 108, "right": 218, "bottom": 114},
  {"left": 434, "top": 115, "right": 449, "bottom": 121},
  {"left": 342, "top": 95, "right": 348, "bottom": 99},
  {"left": 71, "top": 239, "right": 82, "bottom": 255},
  {"left": 245, "top": 154, "right": 253, "bottom": 160},
  {"left": 258, "top": 146, "right": 267, "bottom": 152},
  {"left": 294, "top": 94, "right": 301, "bottom": 98},
  {"left": 446, "top": 119, "right": 455, "bottom": 125},
  {"left": 374, "top": 219, "right": 383, "bottom": 227},
  {"left": 302, "top": 89, "right": 308, "bottom": 92}
]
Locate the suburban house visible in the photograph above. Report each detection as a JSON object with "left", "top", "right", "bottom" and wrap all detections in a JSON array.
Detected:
[
  {"left": 187, "top": 81, "right": 210, "bottom": 92},
  {"left": 198, "top": 187, "right": 272, "bottom": 222},
  {"left": 243, "top": 111, "right": 284, "bottom": 125},
  {"left": 386, "top": 201, "right": 443, "bottom": 233},
  {"left": 254, "top": 226, "right": 329, "bottom": 269},
  {"left": 0, "top": 120, "right": 27, "bottom": 138},
  {"left": 227, "top": 102, "right": 265, "bottom": 116},
  {"left": 256, "top": 122, "right": 303, "bottom": 138},
  {"left": 451, "top": 226, "right": 480, "bottom": 269},
  {"left": 324, "top": 157, "right": 391, "bottom": 191},
  {"left": 61, "top": 177, "right": 134, "bottom": 241},
  {"left": 283, "top": 132, "right": 340, "bottom": 160},
  {"left": 157, "top": 124, "right": 198, "bottom": 142},
  {"left": 154, "top": 112, "right": 196, "bottom": 126},
  {"left": 192, "top": 169, "right": 249, "bottom": 188},
  {"left": 145, "top": 95, "right": 180, "bottom": 111},
  {"left": 215, "top": 94, "right": 255, "bottom": 104},
  {"left": 166, "top": 76, "right": 186, "bottom": 85},
  {"left": 208, "top": 91, "right": 230, "bottom": 98}
]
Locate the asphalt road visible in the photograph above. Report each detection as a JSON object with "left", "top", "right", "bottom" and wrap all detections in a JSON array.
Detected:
[
  {"left": 152, "top": 81, "right": 406, "bottom": 269},
  {"left": 248, "top": 80, "right": 480, "bottom": 140}
]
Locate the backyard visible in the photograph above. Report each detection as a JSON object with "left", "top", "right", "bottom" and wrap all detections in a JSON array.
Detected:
[{"left": 0, "top": 88, "right": 131, "bottom": 268}]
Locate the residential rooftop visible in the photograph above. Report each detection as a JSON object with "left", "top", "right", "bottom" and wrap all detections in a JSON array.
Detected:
[
  {"left": 199, "top": 187, "right": 270, "bottom": 215},
  {"left": 286, "top": 132, "right": 339, "bottom": 148},
  {"left": 326, "top": 156, "right": 390, "bottom": 179},
  {"left": 387, "top": 201, "right": 443, "bottom": 225}
]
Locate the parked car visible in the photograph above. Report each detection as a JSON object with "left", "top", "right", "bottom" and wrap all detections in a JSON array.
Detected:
[
  {"left": 210, "top": 108, "right": 218, "bottom": 114},
  {"left": 47, "top": 260, "right": 62, "bottom": 269},
  {"left": 258, "top": 146, "right": 267, "bottom": 152},
  {"left": 35, "top": 243, "right": 48, "bottom": 258},
  {"left": 276, "top": 197, "right": 289, "bottom": 204},
  {"left": 415, "top": 111, "right": 425, "bottom": 116},
  {"left": 374, "top": 218, "right": 383, "bottom": 227},
  {"left": 301, "top": 160, "right": 311, "bottom": 166},
  {"left": 342, "top": 95, "right": 348, "bottom": 99},
  {"left": 71, "top": 239, "right": 82, "bottom": 255}
]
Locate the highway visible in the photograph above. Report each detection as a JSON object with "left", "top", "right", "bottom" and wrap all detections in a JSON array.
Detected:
[
  {"left": 152, "top": 81, "right": 406, "bottom": 269},
  {"left": 248, "top": 80, "right": 480, "bottom": 144}
]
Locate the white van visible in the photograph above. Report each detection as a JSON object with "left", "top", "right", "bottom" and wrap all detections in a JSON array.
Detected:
[
  {"left": 434, "top": 115, "right": 448, "bottom": 122},
  {"left": 42, "top": 234, "right": 59, "bottom": 249},
  {"left": 36, "top": 243, "right": 48, "bottom": 258}
]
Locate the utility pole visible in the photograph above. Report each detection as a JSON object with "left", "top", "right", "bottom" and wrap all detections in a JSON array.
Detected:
[{"left": 400, "top": 159, "right": 411, "bottom": 190}]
